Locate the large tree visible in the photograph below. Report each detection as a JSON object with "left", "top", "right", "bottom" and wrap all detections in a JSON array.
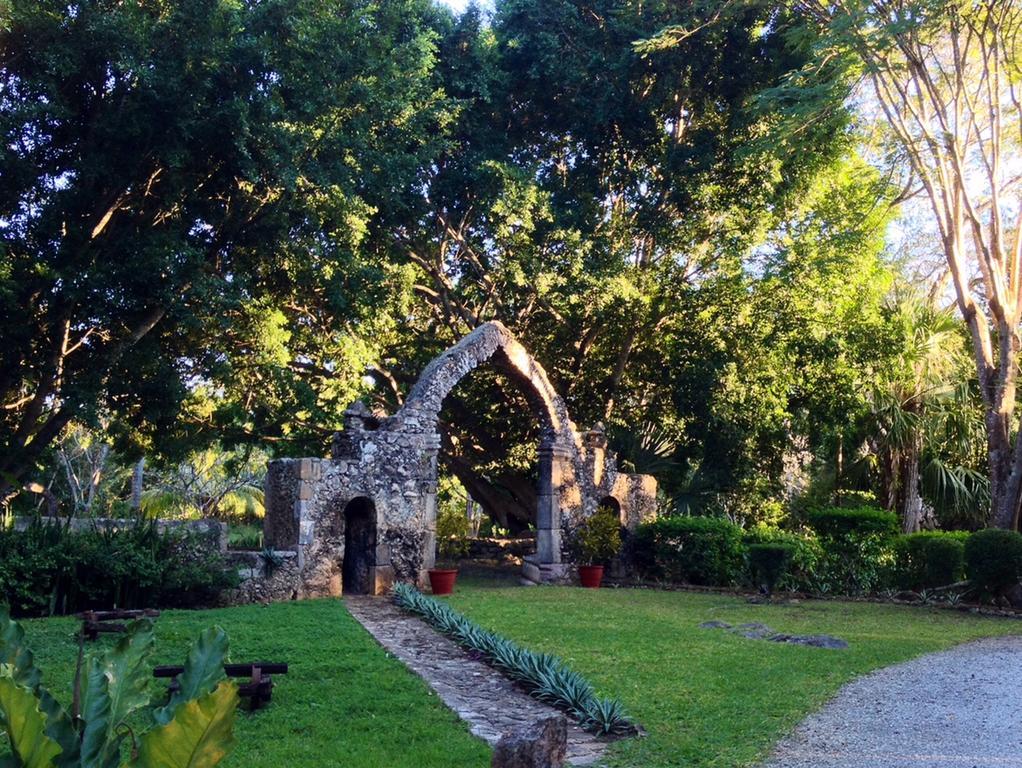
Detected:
[
  {"left": 780, "top": 0, "right": 1022, "bottom": 528},
  {"left": 368, "top": 0, "right": 893, "bottom": 527},
  {"left": 0, "top": 0, "right": 445, "bottom": 503}
]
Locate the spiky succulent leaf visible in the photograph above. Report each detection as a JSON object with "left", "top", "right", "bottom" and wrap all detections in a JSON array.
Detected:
[{"left": 391, "top": 585, "right": 635, "bottom": 736}]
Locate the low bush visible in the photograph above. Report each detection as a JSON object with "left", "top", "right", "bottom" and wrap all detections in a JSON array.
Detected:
[
  {"left": 0, "top": 519, "right": 239, "bottom": 617},
  {"left": 805, "top": 506, "right": 899, "bottom": 538},
  {"left": 228, "top": 523, "right": 264, "bottom": 550},
  {"left": 892, "top": 531, "right": 969, "bottom": 591},
  {"left": 805, "top": 506, "right": 898, "bottom": 595},
  {"left": 630, "top": 516, "right": 745, "bottom": 586},
  {"left": 571, "top": 508, "right": 622, "bottom": 566},
  {"left": 741, "top": 525, "right": 822, "bottom": 592},
  {"left": 747, "top": 543, "right": 794, "bottom": 596},
  {"left": 964, "top": 529, "right": 1022, "bottom": 600}
]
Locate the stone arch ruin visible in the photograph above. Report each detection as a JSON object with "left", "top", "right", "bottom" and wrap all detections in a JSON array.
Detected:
[{"left": 262, "top": 321, "right": 657, "bottom": 595}]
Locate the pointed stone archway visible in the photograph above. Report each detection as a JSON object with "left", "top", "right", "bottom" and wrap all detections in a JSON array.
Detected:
[{"left": 263, "top": 321, "right": 658, "bottom": 595}]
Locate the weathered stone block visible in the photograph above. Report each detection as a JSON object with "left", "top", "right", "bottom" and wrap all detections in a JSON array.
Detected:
[
  {"left": 372, "top": 564, "right": 395, "bottom": 595},
  {"left": 491, "top": 716, "right": 567, "bottom": 768}
]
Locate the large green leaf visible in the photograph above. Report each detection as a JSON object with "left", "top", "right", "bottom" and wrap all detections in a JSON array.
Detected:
[
  {"left": 78, "top": 656, "right": 115, "bottom": 768},
  {"left": 153, "top": 628, "right": 229, "bottom": 726},
  {"left": 36, "top": 689, "right": 79, "bottom": 768},
  {"left": 0, "top": 610, "right": 77, "bottom": 766},
  {"left": 79, "top": 620, "right": 155, "bottom": 768},
  {"left": 0, "top": 609, "right": 42, "bottom": 690},
  {"left": 132, "top": 682, "right": 238, "bottom": 768},
  {"left": 0, "top": 677, "right": 62, "bottom": 768}
]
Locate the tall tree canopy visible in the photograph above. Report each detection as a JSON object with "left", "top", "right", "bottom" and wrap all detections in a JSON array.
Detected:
[
  {"left": 2, "top": 0, "right": 968, "bottom": 533},
  {"left": 0, "top": 0, "right": 446, "bottom": 502},
  {"left": 776, "top": 0, "right": 1022, "bottom": 528},
  {"left": 359, "top": 0, "right": 901, "bottom": 527}
]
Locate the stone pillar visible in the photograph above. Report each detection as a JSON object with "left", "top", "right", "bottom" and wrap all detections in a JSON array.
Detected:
[
  {"left": 418, "top": 432, "right": 442, "bottom": 585},
  {"left": 535, "top": 436, "right": 570, "bottom": 565}
]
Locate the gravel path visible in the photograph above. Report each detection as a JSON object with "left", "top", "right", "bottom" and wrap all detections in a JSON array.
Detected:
[
  {"left": 762, "top": 635, "right": 1022, "bottom": 768},
  {"left": 344, "top": 596, "right": 608, "bottom": 766}
]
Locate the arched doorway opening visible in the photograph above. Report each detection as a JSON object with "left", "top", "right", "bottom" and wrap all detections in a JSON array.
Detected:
[
  {"left": 342, "top": 497, "right": 376, "bottom": 595},
  {"left": 598, "top": 496, "right": 622, "bottom": 522}
]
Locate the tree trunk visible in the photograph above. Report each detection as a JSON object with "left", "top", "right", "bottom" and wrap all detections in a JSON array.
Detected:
[
  {"left": 443, "top": 452, "right": 537, "bottom": 533},
  {"left": 899, "top": 437, "right": 924, "bottom": 533},
  {"left": 131, "top": 458, "right": 145, "bottom": 511}
]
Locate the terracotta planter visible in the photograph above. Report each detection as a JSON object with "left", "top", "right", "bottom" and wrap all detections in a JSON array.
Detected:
[
  {"left": 578, "top": 564, "right": 605, "bottom": 589},
  {"left": 428, "top": 568, "right": 458, "bottom": 595}
]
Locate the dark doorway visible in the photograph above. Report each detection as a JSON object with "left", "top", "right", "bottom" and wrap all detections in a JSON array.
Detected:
[
  {"left": 598, "top": 496, "right": 622, "bottom": 522},
  {"left": 342, "top": 497, "right": 376, "bottom": 595}
]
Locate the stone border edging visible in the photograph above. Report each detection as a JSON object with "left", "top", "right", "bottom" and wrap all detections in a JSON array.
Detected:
[{"left": 344, "top": 596, "right": 609, "bottom": 766}]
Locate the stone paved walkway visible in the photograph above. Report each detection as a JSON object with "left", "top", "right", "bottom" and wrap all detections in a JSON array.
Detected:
[
  {"left": 762, "top": 635, "right": 1022, "bottom": 768},
  {"left": 344, "top": 596, "right": 608, "bottom": 766}
]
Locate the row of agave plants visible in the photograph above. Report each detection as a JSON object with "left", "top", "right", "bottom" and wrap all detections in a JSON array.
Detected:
[{"left": 392, "top": 584, "right": 635, "bottom": 736}]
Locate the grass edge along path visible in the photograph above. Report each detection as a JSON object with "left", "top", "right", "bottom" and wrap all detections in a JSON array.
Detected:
[{"left": 447, "top": 581, "right": 1022, "bottom": 768}]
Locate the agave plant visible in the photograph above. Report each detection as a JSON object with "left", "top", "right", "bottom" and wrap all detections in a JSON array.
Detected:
[
  {"left": 0, "top": 608, "right": 238, "bottom": 767},
  {"left": 392, "top": 584, "right": 635, "bottom": 736}
]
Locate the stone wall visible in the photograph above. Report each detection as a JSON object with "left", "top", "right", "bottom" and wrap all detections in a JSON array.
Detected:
[
  {"left": 225, "top": 550, "right": 302, "bottom": 604},
  {"left": 263, "top": 321, "right": 659, "bottom": 596}
]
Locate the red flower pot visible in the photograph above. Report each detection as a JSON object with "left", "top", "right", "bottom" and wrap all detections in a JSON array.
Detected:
[
  {"left": 578, "top": 565, "right": 605, "bottom": 589},
  {"left": 428, "top": 568, "right": 458, "bottom": 595}
]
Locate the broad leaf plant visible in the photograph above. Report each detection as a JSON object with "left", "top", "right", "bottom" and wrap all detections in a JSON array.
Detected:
[{"left": 0, "top": 609, "right": 238, "bottom": 767}]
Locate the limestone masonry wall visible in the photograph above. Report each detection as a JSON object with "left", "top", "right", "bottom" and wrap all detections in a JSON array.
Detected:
[{"left": 260, "top": 321, "right": 658, "bottom": 597}]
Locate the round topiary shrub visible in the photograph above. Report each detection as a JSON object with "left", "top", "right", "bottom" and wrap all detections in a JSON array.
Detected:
[
  {"left": 964, "top": 529, "right": 1022, "bottom": 600},
  {"left": 747, "top": 543, "right": 794, "bottom": 596}
]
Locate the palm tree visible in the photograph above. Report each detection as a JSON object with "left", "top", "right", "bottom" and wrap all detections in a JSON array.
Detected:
[{"left": 865, "top": 296, "right": 987, "bottom": 532}]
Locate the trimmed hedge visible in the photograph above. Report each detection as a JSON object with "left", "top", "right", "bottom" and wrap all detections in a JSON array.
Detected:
[
  {"left": 892, "top": 531, "right": 969, "bottom": 591},
  {"left": 804, "top": 506, "right": 898, "bottom": 595},
  {"left": 741, "top": 525, "right": 822, "bottom": 592},
  {"left": 747, "top": 543, "right": 794, "bottom": 595},
  {"left": 630, "top": 516, "right": 745, "bottom": 586},
  {"left": 964, "top": 529, "right": 1022, "bottom": 600},
  {"left": 805, "top": 506, "right": 899, "bottom": 538}
]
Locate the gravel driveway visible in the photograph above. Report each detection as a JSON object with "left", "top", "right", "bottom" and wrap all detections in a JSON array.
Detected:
[{"left": 762, "top": 636, "right": 1022, "bottom": 768}]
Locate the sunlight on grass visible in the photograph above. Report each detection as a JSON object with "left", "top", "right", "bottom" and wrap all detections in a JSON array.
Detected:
[{"left": 450, "top": 582, "right": 1022, "bottom": 768}]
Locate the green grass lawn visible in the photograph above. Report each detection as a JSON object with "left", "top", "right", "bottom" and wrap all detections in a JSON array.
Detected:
[
  {"left": 448, "top": 579, "right": 1022, "bottom": 767},
  {"left": 4, "top": 584, "right": 1021, "bottom": 768},
  {"left": 3, "top": 599, "right": 490, "bottom": 768}
]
